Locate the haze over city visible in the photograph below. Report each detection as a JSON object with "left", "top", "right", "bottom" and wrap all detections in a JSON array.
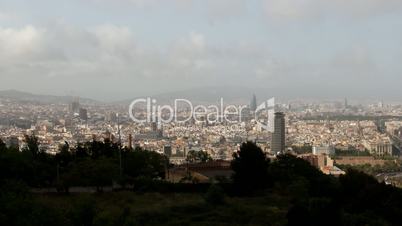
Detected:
[{"left": 1, "top": 0, "right": 402, "bottom": 101}]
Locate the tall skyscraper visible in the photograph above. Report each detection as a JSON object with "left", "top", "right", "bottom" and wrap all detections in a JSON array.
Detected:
[
  {"left": 250, "top": 94, "right": 257, "bottom": 112},
  {"left": 106, "top": 112, "right": 117, "bottom": 123},
  {"left": 69, "top": 97, "right": 80, "bottom": 113},
  {"left": 271, "top": 112, "right": 285, "bottom": 154},
  {"left": 379, "top": 100, "right": 384, "bottom": 108},
  {"left": 79, "top": 108, "right": 88, "bottom": 121},
  {"left": 344, "top": 98, "right": 348, "bottom": 109}
]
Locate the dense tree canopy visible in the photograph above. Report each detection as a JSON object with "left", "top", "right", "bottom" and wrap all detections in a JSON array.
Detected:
[
  {"left": 0, "top": 135, "right": 167, "bottom": 190},
  {"left": 1, "top": 137, "right": 402, "bottom": 226},
  {"left": 231, "top": 141, "right": 271, "bottom": 193},
  {"left": 185, "top": 150, "right": 212, "bottom": 163}
]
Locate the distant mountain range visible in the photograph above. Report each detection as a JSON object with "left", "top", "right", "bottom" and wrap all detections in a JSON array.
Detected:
[
  {"left": 2, "top": 87, "right": 381, "bottom": 105},
  {"left": 0, "top": 88, "right": 268, "bottom": 105},
  {"left": 0, "top": 87, "right": 312, "bottom": 106},
  {"left": 0, "top": 90, "right": 99, "bottom": 104}
]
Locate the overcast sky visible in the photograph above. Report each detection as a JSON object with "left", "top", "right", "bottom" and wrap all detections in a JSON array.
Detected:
[{"left": 0, "top": 0, "right": 401, "bottom": 101}]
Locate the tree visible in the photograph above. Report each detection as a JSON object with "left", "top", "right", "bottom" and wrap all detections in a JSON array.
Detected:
[
  {"left": 69, "top": 195, "right": 97, "bottom": 226},
  {"left": 90, "top": 158, "right": 119, "bottom": 191},
  {"left": 15, "top": 134, "right": 58, "bottom": 187},
  {"left": 62, "top": 157, "right": 119, "bottom": 191},
  {"left": 0, "top": 138, "right": 6, "bottom": 152},
  {"left": 22, "top": 134, "right": 40, "bottom": 157},
  {"left": 56, "top": 142, "right": 72, "bottom": 167},
  {"left": 123, "top": 149, "right": 166, "bottom": 180},
  {"left": 339, "top": 168, "right": 378, "bottom": 197},
  {"left": 231, "top": 142, "right": 271, "bottom": 193},
  {"left": 204, "top": 184, "right": 225, "bottom": 205},
  {"left": 270, "top": 154, "right": 322, "bottom": 182},
  {"left": 287, "top": 203, "right": 311, "bottom": 226},
  {"left": 270, "top": 154, "right": 338, "bottom": 197},
  {"left": 291, "top": 145, "right": 312, "bottom": 154},
  {"left": 186, "top": 150, "right": 212, "bottom": 163},
  {"left": 75, "top": 142, "right": 90, "bottom": 158}
]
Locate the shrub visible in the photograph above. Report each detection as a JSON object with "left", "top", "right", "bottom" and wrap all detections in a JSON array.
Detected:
[{"left": 204, "top": 184, "right": 225, "bottom": 206}]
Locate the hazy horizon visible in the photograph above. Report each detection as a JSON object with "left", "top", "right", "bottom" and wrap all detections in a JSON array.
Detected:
[
  {"left": 0, "top": 87, "right": 398, "bottom": 105},
  {"left": 1, "top": 0, "right": 401, "bottom": 101}
]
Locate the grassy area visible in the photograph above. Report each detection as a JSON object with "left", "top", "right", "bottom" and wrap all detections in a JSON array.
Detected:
[{"left": 34, "top": 191, "right": 290, "bottom": 226}]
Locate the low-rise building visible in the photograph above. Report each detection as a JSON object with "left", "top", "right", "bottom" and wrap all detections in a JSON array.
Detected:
[{"left": 312, "top": 145, "right": 335, "bottom": 155}]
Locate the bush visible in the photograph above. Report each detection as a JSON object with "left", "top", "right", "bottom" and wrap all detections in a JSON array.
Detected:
[{"left": 204, "top": 184, "right": 225, "bottom": 206}]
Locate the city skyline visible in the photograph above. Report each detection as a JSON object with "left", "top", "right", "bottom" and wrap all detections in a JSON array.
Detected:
[{"left": 0, "top": 88, "right": 399, "bottom": 105}]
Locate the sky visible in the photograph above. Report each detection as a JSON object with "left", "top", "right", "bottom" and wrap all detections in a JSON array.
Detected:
[{"left": 0, "top": 0, "right": 401, "bottom": 101}]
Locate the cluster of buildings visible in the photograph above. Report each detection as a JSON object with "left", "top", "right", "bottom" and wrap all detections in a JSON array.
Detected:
[
  {"left": 299, "top": 153, "right": 345, "bottom": 176},
  {"left": 288, "top": 120, "right": 394, "bottom": 156},
  {"left": 1, "top": 96, "right": 401, "bottom": 165}
]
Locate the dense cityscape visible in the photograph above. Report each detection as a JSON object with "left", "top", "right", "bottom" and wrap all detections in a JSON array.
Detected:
[{"left": 2, "top": 92, "right": 402, "bottom": 182}]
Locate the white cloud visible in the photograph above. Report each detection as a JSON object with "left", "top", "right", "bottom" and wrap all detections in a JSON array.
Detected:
[
  {"left": 0, "top": 19, "right": 399, "bottom": 100},
  {"left": 174, "top": 31, "right": 206, "bottom": 55},
  {"left": 0, "top": 24, "right": 384, "bottom": 83},
  {"left": 205, "top": 0, "right": 247, "bottom": 22},
  {"left": 0, "top": 10, "right": 17, "bottom": 21},
  {"left": 0, "top": 25, "right": 218, "bottom": 82},
  {"left": 263, "top": 0, "right": 402, "bottom": 21},
  {"left": 88, "top": 0, "right": 402, "bottom": 21},
  {"left": 88, "top": 0, "right": 158, "bottom": 7},
  {"left": 0, "top": 26, "right": 46, "bottom": 62},
  {"left": 93, "top": 25, "right": 135, "bottom": 51},
  {"left": 0, "top": 12, "right": 9, "bottom": 20}
]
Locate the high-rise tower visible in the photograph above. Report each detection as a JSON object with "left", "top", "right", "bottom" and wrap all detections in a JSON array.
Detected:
[
  {"left": 250, "top": 94, "right": 257, "bottom": 112},
  {"left": 69, "top": 97, "right": 80, "bottom": 113},
  {"left": 344, "top": 98, "right": 348, "bottom": 109},
  {"left": 271, "top": 112, "right": 285, "bottom": 154},
  {"left": 79, "top": 108, "right": 88, "bottom": 121}
]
